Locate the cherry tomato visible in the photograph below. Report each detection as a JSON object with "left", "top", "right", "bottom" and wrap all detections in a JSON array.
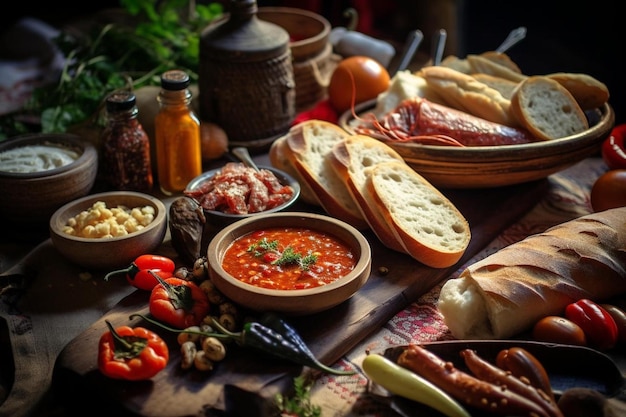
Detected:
[
  {"left": 327, "top": 56, "right": 390, "bottom": 113},
  {"left": 600, "top": 304, "right": 626, "bottom": 345},
  {"left": 565, "top": 299, "right": 618, "bottom": 351},
  {"left": 601, "top": 124, "right": 626, "bottom": 169},
  {"left": 590, "top": 169, "right": 626, "bottom": 212},
  {"left": 531, "top": 316, "right": 587, "bottom": 346}
]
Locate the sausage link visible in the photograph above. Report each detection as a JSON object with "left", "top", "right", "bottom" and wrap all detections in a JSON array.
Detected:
[
  {"left": 397, "top": 344, "right": 550, "bottom": 417},
  {"left": 461, "top": 349, "right": 563, "bottom": 417},
  {"left": 496, "top": 347, "right": 556, "bottom": 401}
]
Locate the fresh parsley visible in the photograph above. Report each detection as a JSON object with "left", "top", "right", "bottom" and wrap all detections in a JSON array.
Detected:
[{"left": 248, "top": 239, "right": 318, "bottom": 271}]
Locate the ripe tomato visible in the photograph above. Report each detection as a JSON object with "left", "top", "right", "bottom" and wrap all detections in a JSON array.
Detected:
[
  {"left": 590, "top": 169, "right": 626, "bottom": 212},
  {"left": 600, "top": 304, "right": 626, "bottom": 345},
  {"left": 531, "top": 316, "right": 587, "bottom": 346},
  {"left": 601, "top": 124, "right": 626, "bottom": 169},
  {"left": 327, "top": 56, "right": 390, "bottom": 113},
  {"left": 565, "top": 299, "right": 618, "bottom": 351}
]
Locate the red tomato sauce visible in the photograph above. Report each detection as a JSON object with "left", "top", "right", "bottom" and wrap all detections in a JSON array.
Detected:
[{"left": 222, "top": 227, "right": 357, "bottom": 290}]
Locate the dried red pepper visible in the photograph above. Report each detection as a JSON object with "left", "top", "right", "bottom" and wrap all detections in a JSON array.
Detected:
[
  {"left": 149, "top": 273, "right": 210, "bottom": 329},
  {"left": 565, "top": 298, "right": 618, "bottom": 351},
  {"left": 105, "top": 254, "right": 175, "bottom": 291},
  {"left": 98, "top": 320, "right": 169, "bottom": 380}
]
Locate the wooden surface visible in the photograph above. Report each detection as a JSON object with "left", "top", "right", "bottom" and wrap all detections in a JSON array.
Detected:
[{"left": 53, "top": 166, "right": 550, "bottom": 416}]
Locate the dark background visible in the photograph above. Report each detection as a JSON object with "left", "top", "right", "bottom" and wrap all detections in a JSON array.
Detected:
[{"left": 2, "top": 0, "right": 624, "bottom": 124}]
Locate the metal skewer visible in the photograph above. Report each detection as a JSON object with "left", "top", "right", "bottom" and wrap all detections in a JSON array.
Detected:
[{"left": 495, "top": 26, "right": 527, "bottom": 53}]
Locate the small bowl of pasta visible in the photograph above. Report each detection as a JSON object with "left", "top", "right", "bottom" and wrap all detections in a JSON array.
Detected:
[{"left": 49, "top": 191, "right": 167, "bottom": 270}]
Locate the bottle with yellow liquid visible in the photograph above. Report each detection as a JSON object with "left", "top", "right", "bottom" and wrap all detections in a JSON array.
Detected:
[{"left": 155, "top": 70, "right": 202, "bottom": 195}]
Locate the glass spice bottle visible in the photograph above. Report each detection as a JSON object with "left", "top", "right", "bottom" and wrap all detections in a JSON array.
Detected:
[
  {"left": 154, "top": 70, "right": 203, "bottom": 195},
  {"left": 101, "top": 91, "right": 153, "bottom": 192}
]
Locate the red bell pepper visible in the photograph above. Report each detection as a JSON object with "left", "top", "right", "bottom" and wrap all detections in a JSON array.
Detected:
[
  {"left": 149, "top": 274, "right": 210, "bottom": 329},
  {"left": 98, "top": 320, "right": 169, "bottom": 380},
  {"left": 104, "top": 254, "right": 175, "bottom": 291},
  {"left": 564, "top": 298, "right": 618, "bottom": 351}
]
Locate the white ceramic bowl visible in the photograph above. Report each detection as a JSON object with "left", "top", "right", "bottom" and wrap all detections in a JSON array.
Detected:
[
  {"left": 207, "top": 212, "right": 371, "bottom": 315},
  {"left": 49, "top": 191, "right": 167, "bottom": 270}
]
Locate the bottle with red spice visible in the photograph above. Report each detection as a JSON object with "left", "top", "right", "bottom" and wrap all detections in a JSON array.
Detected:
[{"left": 101, "top": 91, "right": 153, "bottom": 192}]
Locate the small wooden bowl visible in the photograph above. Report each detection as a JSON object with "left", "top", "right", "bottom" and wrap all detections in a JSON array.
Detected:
[
  {"left": 185, "top": 164, "right": 301, "bottom": 227},
  {"left": 207, "top": 212, "right": 372, "bottom": 315},
  {"left": 0, "top": 133, "right": 98, "bottom": 225},
  {"left": 340, "top": 101, "right": 615, "bottom": 188},
  {"left": 49, "top": 192, "right": 167, "bottom": 271}
]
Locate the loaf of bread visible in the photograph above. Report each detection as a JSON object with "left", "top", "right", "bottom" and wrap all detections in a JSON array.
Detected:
[
  {"left": 438, "top": 207, "right": 626, "bottom": 340},
  {"left": 510, "top": 76, "right": 589, "bottom": 140},
  {"left": 419, "top": 65, "right": 517, "bottom": 127},
  {"left": 471, "top": 73, "right": 518, "bottom": 100},
  {"left": 545, "top": 72, "right": 610, "bottom": 110},
  {"left": 372, "top": 70, "right": 446, "bottom": 118},
  {"left": 367, "top": 160, "right": 471, "bottom": 268},
  {"left": 466, "top": 54, "right": 528, "bottom": 83},
  {"left": 269, "top": 134, "right": 320, "bottom": 206},
  {"left": 329, "top": 135, "right": 408, "bottom": 253},
  {"left": 282, "top": 120, "right": 368, "bottom": 229}
]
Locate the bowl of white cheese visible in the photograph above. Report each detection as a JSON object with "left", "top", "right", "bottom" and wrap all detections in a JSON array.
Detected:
[{"left": 0, "top": 133, "right": 98, "bottom": 227}]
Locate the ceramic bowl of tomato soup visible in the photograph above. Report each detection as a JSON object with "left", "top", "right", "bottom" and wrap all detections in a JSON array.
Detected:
[
  {"left": 207, "top": 212, "right": 372, "bottom": 315},
  {"left": 184, "top": 162, "right": 301, "bottom": 227}
]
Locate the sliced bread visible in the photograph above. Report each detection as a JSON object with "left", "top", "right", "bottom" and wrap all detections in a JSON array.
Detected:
[
  {"left": 269, "top": 134, "right": 320, "bottom": 206},
  {"left": 510, "top": 75, "right": 589, "bottom": 140},
  {"left": 329, "top": 135, "right": 408, "bottom": 253},
  {"left": 367, "top": 160, "right": 471, "bottom": 268},
  {"left": 283, "top": 120, "right": 368, "bottom": 229}
]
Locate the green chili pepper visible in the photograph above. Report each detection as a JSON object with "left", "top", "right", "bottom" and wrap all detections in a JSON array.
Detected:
[{"left": 129, "top": 313, "right": 355, "bottom": 376}]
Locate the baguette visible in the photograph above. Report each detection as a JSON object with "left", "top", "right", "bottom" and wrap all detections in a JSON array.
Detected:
[
  {"left": 545, "top": 72, "right": 610, "bottom": 110},
  {"left": 510, "top": 76, "right": 589, "bottom": 140},
  {"left": 438, "top": 207, "right": 626, "bottom": 340},
  {"left": 283, "top": 120, "right": 368, "bottom": 229},
  {"left": 467, "top": 54, "right": 528, "bottom": 83},
  {"left": 329, "top": 135, "right": 408, "bottom": 253},
  {"left": 269, "top": 134, "right": 320, "bottom": 206},
  {"left": 471, "top": 73, "right": 518, "bottom": 100},
  {"left": 419, "top": 66, "right": 517, "bottom": 127},
  {"left": 367, "top": 160, "right": 471, "bottom": 268}
]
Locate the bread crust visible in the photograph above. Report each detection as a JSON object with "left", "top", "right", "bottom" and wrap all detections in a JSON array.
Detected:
[
  {"left": 283, "top": 121, "right": 369, "bottom": 229},
  {"left": 467, "top": 55, "right": 528, "bottom": 83},
  {"left": 419, "top": 66, "right": 517, "bottom": 127},
  {"left": 546, "top": 72, "right": 610, "bottom": 110},
  {"left": 269, "top": 135, "right": 320, "bottom": 206},
  {"left": 329, "top": 136, "right": 408, "bottom": 253},
  {"left": 438, "top": 207, "right": 626, "bottom": 340}
]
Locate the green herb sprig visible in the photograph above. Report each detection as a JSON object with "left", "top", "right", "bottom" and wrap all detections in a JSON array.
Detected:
[{"left": 248, "top": 239, "right": 318, "bottom": 271}]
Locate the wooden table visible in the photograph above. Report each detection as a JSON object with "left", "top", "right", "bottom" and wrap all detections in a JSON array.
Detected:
[{"left": 52, "top": 152, "right": 551, "bottom": 416}]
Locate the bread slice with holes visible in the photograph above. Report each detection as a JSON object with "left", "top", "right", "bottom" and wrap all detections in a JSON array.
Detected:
[
  {"left": 283, "top": 120, "right": 368, "bottom": 229},
  {"left": 329, "top": 135, "right": 408, "bottom": 253},
  {"left": 545, "top": 72, "right": 610, "bottom": 110},
  {"left": 367, "top": 160, "right": 471, "bottom": 268},
  {"left": 510, "top": 76, "right": 589, "bottom": 140}
]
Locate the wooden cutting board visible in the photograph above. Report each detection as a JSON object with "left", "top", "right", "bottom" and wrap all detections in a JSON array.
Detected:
[{"left": 53, "top": 170, "right": 549, "bottom": 416}]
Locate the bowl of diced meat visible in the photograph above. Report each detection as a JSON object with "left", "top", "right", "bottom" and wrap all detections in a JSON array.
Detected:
[{"left": 184, "top": 162, "right": 301, "bottom": 226}]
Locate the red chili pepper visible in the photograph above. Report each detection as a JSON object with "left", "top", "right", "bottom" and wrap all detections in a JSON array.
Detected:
[
  {"left": 564, "top": 298, "right": 618, "bottom": 351},
  {"left": 602, "top": 124, "right": 626, "bottom": 170},
  {"left": 98, "top": 320, "right": 169, "bottom": 380},
  {"left": 104, "top": 254, "right": 175, "bottom": 291},
  {"left": 149, "top": 274, "right": 210, "bottom": 329}
]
